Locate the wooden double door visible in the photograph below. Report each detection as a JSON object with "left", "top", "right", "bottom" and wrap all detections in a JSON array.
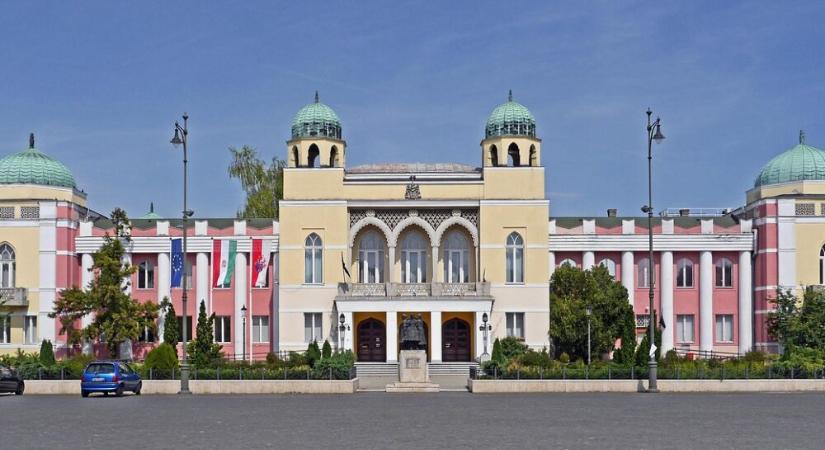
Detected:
[
  {"left": 442, "top": 318, "right": 471, "bottom": 362},
  {"left": 357, "top": 318, "right": 386, "bottom": 362}
]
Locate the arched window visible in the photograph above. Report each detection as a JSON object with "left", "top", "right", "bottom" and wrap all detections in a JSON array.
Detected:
[
  {"left": 676, "top": 258, "right": 693, "bottom": 288},
  {"left": 529, "top": 145, "right": 537, "bottom": 167},
  {"left": 137, "top": 260, "right": 155, "bottom": 289},
  {"left": 0, "top": 244, "right": 15, "bottom": 288},
  {"left": 401, "top": 231, "right": 427, "bottom": 283},
  {"left": 505, "top": 232, "right": 524, "bottom": 283},
  {"left": 638, "top": 258, "right": 653, "bottom": 288},
  {"left": 304, "top": 233, "right": 323, "bottom": 284},
  {"left": 820, "top": 245, "right": 825, "bottom": 284},
  {"left": 715, "top": 258, "right": 733, "bottom": 288},
  {"left": 507, "top": 143, "right": 521, "bottom": 167},
  {"left": 307, "top": 144, "right": 320, "bottom": 168},
  {"left": 559, "top": 258, "right": 577, "bottom": 269},
  {"left": 291, "top": 146, "right": 299, "bottom": 168},
  {"left": 598, "top": 258, "right": 616, "bottom": 278},
  {"left": 358, "top": 231, "right": 385, "bottom": 283},
  {"left": 443, "top": 230, "right": 469, "bottom": 283},
  {"left": 330, "top": 146, "right": 339, "bottom": 167},
  {"left": 490, "top": 145, "right": 499, "bottom": 167}
]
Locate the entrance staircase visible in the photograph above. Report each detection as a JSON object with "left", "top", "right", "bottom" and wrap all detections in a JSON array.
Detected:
[
  {"left": 428, "top": 362, "right": 479, "bottom": 377},
  {"left": 354, "top": 362, "right": 399, "bottom": 377}
]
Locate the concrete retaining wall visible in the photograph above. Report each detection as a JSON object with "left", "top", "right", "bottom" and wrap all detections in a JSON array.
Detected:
[
  {"left": 468, "top": 379, "right": 825, "bottom": 393},
  {"left": 23, "top": 379, "right": 359, "bottom": 395}
]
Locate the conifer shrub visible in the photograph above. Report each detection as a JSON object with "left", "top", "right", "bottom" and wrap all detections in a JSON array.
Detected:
[
  {"left": 322, "top": 340, "right": 332, "bottom": 359},
  {"left": 145, "top": 343, "right": 179, "bottom": 374},
  {"left": 39, "top": 340, "right": 56, "bottom": 367}
]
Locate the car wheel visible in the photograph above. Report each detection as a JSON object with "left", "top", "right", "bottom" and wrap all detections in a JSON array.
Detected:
[
  {"left": 15, "top": 382, "right": 24, "bottom": 396},
  {"left": 115, "top": 385, "right": 124, "bottom": 397},
  {"left": 134, "top": 381, "right": 142, "bottom": 395},
  {"left": 103, "top": 391, "right": 109, "bottom": 396},
  {"left": 81, "top": 390, "right": 89, "bottom": 398}
]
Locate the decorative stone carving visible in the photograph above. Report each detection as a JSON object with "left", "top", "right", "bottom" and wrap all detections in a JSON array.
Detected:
[{"left": 405, "top": 176, "right": 422, "bottom": 200}]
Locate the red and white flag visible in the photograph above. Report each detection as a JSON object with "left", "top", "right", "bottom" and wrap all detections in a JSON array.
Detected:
[
  {"left": 212, "top": 239, "right": 237, "bottom": 288},
  {"left": 251, "top": 239, "right": 272, "bottom": 288}
]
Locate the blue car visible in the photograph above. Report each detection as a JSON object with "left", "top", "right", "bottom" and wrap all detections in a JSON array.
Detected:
[{"left": 81, "top": 361, "right": 142, "bottom": 397}]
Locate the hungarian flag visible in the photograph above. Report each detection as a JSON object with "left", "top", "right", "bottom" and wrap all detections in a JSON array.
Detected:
[
  {"left": 251, "top": 239, "right": 272, "bottom": 288},
  {"left": 213, "top": 239, "right": 237, "bottom": 288}
]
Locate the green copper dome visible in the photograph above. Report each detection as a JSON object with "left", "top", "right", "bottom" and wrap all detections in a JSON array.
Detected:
[
  {"left": 485, "top": 90, "right": 536, "bottom": 138},
  {"left": 754, "top": 132, "right": 825, "bottom": 188},
  {"left": 291, "top": 92, "right": 342, "bottom": 139},
  {"left": 0, "top": 134, "right": 76, "bottom": 189}
]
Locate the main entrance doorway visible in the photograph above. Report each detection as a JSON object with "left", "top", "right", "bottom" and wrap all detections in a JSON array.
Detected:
[
  {"left": 357, "top": 318, "right": 386, "bottom": 362},
  {"left": 442, "top": 318, "right": 471, "bottom": 362}
]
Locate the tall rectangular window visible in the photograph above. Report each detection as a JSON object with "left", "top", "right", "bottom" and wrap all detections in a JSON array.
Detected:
[
  {"left": 0, "top": 317, "right": 9, "bottom": 344},
  {"left": 176, "top": 316, "right": 193, "bottom": 343},
  {"left": 138, "top": 261, "right": 155, "bottom": 289},
  {"left": 506, "top": 312, "right": 525, "bottom": 339},
  {"left": 24, "top": 316, "right": 37, "bottom": 345},
  {"left": 304, "top": 313, "right": 322, "bottom": 343},
  {"left": 252, "top": 316, "right": 270, "bottom": 343},
  {"left": 716, "top": 314, "right": 734, "bottom": 342},
  {"left": 138, "top": 325, "right": 156, "bottom": 343},
  {"left": 676, "top": 315, "right": 694, "bottom": 343},
  {"left": 214, "top": 316, "right": 231, "bottom": 343}
]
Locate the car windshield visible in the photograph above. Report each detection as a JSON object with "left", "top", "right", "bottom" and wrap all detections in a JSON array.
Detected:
[{"left": 85, "top": 363, "right": 115, "bottom": 374}]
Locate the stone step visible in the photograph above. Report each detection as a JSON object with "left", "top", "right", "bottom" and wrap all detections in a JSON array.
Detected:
[{"left": 385, "top": 382, "right": 440, "bottom": 393}]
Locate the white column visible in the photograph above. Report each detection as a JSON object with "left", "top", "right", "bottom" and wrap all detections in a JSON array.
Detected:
[
  {"left": 430, "top": 311, "right": 442, "bottom": 362},
  {"left": 196, "top": 252, "right": 209, "bottom": 312},
  {"left": 738, "top": 251, "right": 753, "bottom": 354},
  {"left": 388, "top": 246, "right": 396, "bottom": 283},
  {"left": 81, "top": 253, "right": 94, "bottom": 354},
  {"left": 548, "top": 251, "right": 556, "bottom": 280},
  {"left": 700, "top": 251, "right": 713, "bottom": 353},
  {"left": 660, "top": 251, "right": 674, "bottom": 354},
  {"left": 157, "top": 252, "right": 171, "bottom": 343},
  {"left": 582, "top": 251, "right": 595, "bottom": 270},
  {"left": 234, "top": 252, "right": 247, "bottom": 359},
  {"left": 474, "top": 311, "right": 486, "bottom": 358},
  {"left": 431, "top": 246, "right": 439, "bottom": 283},
  {"left": 621, "top": 251, "right": 635, "bottom": 304},
  {"left": 386, "top": 312, "right": 398, "bottom": 363},
  {"left": 344, "top": 311, "right": 354, "bottom": 352}
]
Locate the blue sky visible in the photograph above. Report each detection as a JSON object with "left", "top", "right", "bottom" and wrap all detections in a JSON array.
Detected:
[{"left": 2, "top": 1, "right": 824, "bottom": 218}]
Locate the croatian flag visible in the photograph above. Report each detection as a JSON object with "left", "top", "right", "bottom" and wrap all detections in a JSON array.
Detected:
[
  {"left": 251, "top": 239, "right": 272, "bottom": 288},
  {"left": 212, "top": 239, "right": 237, "bottom": 288},
  {"left": 170, "top": 238, "right": 183, "bottom": 288}
]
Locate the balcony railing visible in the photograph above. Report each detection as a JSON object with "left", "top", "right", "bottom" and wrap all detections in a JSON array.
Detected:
[
  {"left": 338, "top": 282, "right": 490, "bottom": 298},
  {"left": 0, "top": 287, "right": 28, "bottom": 306}
]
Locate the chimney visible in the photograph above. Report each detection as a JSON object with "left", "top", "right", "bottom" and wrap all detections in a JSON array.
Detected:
[
  {"left": 607, "top": 208, "right": 617, "bottom": 217},
  {"left": 679, "top": 208, "right": 690, "bottom": 217}
]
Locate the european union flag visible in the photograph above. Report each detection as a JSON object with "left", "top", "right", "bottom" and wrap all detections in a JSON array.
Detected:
[{"left": 171, "top": 238, "right": 183, "bottom": 288}]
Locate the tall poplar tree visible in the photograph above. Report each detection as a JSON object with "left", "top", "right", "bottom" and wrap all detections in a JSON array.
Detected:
[{"left": 51, "top": 208, "right": 159, "bottom": 358}]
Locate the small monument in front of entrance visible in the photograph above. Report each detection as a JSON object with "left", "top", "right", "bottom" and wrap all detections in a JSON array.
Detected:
[{"left": 386, "top": 314, "right": 440, "bottom": 392}]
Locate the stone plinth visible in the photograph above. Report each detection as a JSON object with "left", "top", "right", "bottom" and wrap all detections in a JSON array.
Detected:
[{"left": 386, "top": 350, "right": 440, "bottom": 392}]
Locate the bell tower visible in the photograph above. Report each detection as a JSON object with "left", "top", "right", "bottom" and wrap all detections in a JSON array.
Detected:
[
  {"left": 286, "top": 91, "right": 346, "bottom": 168},
  {"left": 480, "top": 90, "right": 541, "bottom": 168}
]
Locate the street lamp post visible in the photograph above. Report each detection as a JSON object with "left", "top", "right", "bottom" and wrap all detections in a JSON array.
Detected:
[
  {"left": 339, "top": 313, "right": 347, "bottom": 352},
  {"left": 586, "top": 305, "right": 592, "bottom": 367},
  {"left": 643, "top": 109, "right": 665, "bottom": 393},
  {"left": 480, "top": 312, "right": 492, "bottom": 357},
  {"left": 170, "top": 113, "right": 194, "bottom": 395},
  {"left": 241, "top": 305, "right": 247, "bottom": 362}
]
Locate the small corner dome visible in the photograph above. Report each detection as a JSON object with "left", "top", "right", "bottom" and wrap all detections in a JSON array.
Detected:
[
  {"left": 485, "top": 90, "right": 536, "bottom": 139},
  {"left": 291, "top": 91, "right": 342, "bottom": 139},
  {"left": 754, "top": 132, "right": 825, "bottom": 188},
  {"left": 0, "top": 134, "right": 76, "bottom": 189}
]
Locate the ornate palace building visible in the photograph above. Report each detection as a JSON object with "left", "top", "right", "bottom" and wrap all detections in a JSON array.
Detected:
[{"left": 0, "top": 93, "right": 821, "bottom": 361}]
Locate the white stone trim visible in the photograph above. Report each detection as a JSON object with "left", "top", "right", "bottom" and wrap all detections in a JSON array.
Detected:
[
  {"left": 548, "top": 234, "right": 752, "bottom": 251},
  {"left": 334, "top": 298, "right": 494, "bottom": 313},
  {"left": 156, "top": 221, "right": 169, "bottom": 236},
  {"left": 348, "top": 216, "right": 394, "bottom": 247},
  {"left": 661, "top": 219, "right": 674, "bottom": 235},
  {"left": 279, "top": 200, "right": 348, "bottom": 207},
  {"left": 76, "top": 236, "right": 279, "bottom": 254},
  {"left": 433, "top": 215, "right": 479, "bottom": 247},
  {"left": 622, "top": 220, "right": 635, "bottom": 234},
  {"left": 480, "top": 200, "right": 549, "bottom": 206}
]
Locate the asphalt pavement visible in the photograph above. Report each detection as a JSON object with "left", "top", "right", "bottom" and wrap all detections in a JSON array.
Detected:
[{"left": 1, "top": 392, "right": 823, "bottom": 449}]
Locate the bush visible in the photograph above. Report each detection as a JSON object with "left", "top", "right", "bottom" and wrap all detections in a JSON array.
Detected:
[
  {"left": 305, "top": 341, "right": 321, "bottom": 368},
  {"left": 314, "top": 350, "right": 355, "bottom": 379},
  {"left": 559, "top": 352, "right": 570, "bottom": 364},
  {"left": 39, "top": 340, "right": 56, "bottom": 367},
  {"left": 518, "top": 349, "right": 553, "bottom": 369},
  {"left": 145, "top": 343, "right": 179, "bottom": 372},
  {"left": 322, "top": 340, "right": 332, "bottom": 359},
  {"left": 743, "top": 350, "right": 768, "bottom": 363},
  {"left": 662, "top": 349, "right": 681, "bottom": 367},
  {"left": 499, "top": 336, "right": 529, "bottom": 360}
]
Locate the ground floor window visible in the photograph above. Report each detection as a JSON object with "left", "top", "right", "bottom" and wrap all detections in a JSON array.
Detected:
[
  {"left": 252, "top": 316, "right": 269, "bottom": 343},
  {"left": 715, "top": 314, "right": 734, "bottom": 342},
  {"left": 676, "top": 315, "right": 694, "bottom": 343},
  {"left": 506, "top": 312, "right": 525, "bottom": 339},
  {"left": 0, "top": 317, "right": 9, "bottom": 343},
  {"left": 24, "top": 315, "right": 37, "bottom": 345},
  {"left": 214, "top": 316, "right": 231, "bottom": 343},
  {"left": 138, "top": 325, "right": 156, "bottom": 343},
  {"left": 176, "top": 316, "right": 193, "bottom": 342},
  {"left": 304, "top": 313, "right": 322, "bottom": 343}
]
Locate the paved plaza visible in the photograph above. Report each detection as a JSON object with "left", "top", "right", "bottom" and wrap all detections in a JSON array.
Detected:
[{"left": 2, "top": 392, "right": 823, "bottom": 449}]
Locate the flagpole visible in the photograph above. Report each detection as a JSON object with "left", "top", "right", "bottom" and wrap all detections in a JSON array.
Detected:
[{"left": 248, "top": 238, "right": 253, "bottom": 364}]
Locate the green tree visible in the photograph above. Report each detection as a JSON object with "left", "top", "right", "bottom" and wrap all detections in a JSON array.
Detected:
[
  {"left": 767, "top": 288, "right": 825, "bottom": 355},
  {"left": 161, "top": 297, "right": 179, "bottom": 346},
  {"left": 228, "top": 145, "right": 286, "bottom": 219},
  {"left": 306, "top": 340, "right": 321, "bottom": 368},
  {"left": 39, "top": 340, "right": 56, "bottom": 366},
  {"left": 613, "top": 307, "right": 637, "bottom": 365},
  {"left": 321, "top": 339, "right": 332, "bottom": 359},
  {"left": 548, "top": 265, "right": 634, "bottom": 360},
  {"left": 490, "top": 338, "right": 504, "bottom": 366},
  {"left": 187, "top": 300, "right": 223, "bottom": 367},
  {"left": 50, "top": 208, "right": 159, "bottom": 358},
  {"left": 635, "top": 311, "right": 662, "bottom": 366},
  {"left": 145, "top": 342, "right": 179, "bottom": 372}
]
